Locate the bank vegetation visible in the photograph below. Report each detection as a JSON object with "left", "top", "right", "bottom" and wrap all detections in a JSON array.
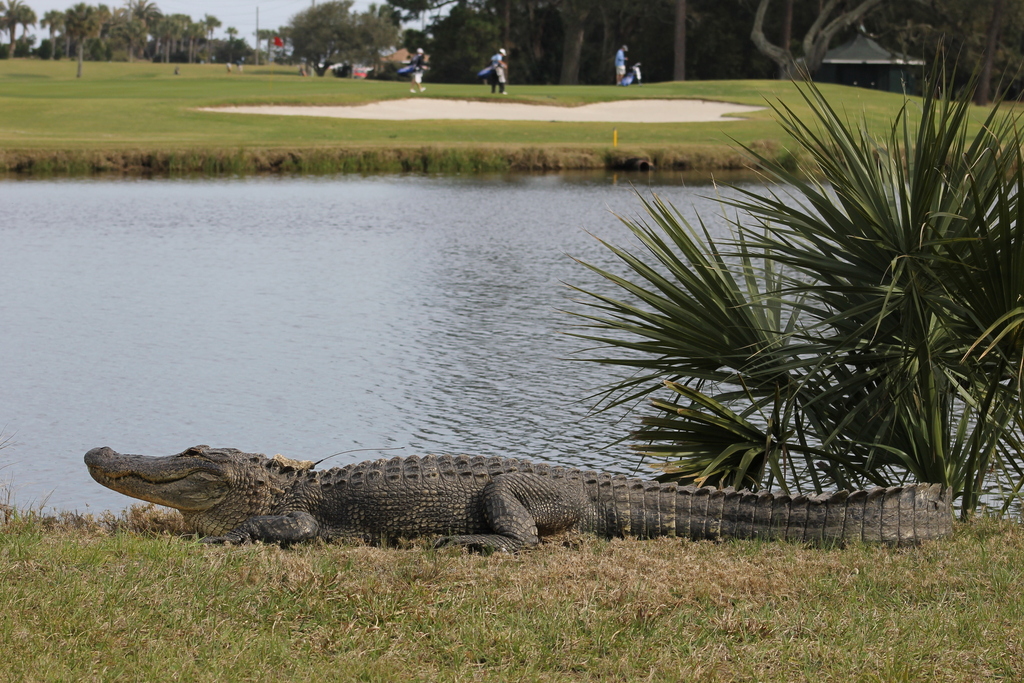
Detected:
[{"left": 0, "top": 500, "right": 1021, "bottom": 682}]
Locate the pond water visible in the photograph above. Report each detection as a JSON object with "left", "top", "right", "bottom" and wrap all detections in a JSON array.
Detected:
[{"left": 0, "top": 172, "right": 750, "bottom": 513}]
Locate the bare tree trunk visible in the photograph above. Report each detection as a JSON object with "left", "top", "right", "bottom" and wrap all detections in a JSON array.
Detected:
[
  {"left": 76, "top": 41, "right": 84, "bottom": 78},
  {"left": 557, "top": 0, "right": 589, "bottom": 85},
  {"left": 778, "top": 0, "right": 793, "bottom": 79},
  {"left": 503, "top": 0, "right": 510, "bottom": 49},
  {"left": 674, "top": 0, "right": 686, "bottom": 81},
  {"left": 751, "top": 0, "right": 885, "bottom": 79},
  {"left": 976, "top": 0, "right": 1005, "bottom": 105}
]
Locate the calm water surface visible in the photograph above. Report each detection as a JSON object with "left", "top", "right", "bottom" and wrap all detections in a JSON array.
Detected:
[{"left": 0, "top": 173, "right": 748, "bottom": 512}]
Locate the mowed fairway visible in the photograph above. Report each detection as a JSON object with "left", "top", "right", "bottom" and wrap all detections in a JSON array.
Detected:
[{"left": 1, "top": 59, "right": 919, "bottom": 154}]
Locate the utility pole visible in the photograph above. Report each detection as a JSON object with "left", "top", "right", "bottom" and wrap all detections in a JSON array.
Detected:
[{"left": 254, "top": 6, "right": 259, "bottom": 66}]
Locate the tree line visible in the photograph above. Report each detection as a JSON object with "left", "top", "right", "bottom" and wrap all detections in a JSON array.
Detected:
[
  {"left": 391, "top": 0, "right": 1024, "bottom": 95},
  {"left": 3, "top": 0, "right": 1023, "bottom": 101},
  {"left": 0, "top": 0, "right": 402, "bottom": 76},
  {"left": 0, "top": 0, "right": 235, "bottom": 67}
]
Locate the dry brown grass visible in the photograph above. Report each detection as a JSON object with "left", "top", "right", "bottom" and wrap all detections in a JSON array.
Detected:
[{"left": 1, "top": 508, "right": 1022, "bottom": 681}]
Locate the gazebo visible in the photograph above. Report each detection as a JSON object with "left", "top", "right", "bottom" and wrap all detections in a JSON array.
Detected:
[{"left": 815, "top": 33, "right": 924, "bottom": 93}]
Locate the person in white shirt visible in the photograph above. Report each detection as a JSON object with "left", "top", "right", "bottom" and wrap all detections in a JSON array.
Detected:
[{"left": 409, "top": 48, "right": 427, "bottom": 93}]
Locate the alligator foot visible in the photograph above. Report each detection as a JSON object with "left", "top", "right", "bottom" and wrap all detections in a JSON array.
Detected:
[{"left": 434, "top": 534, "right": 524, "bottom": 553}]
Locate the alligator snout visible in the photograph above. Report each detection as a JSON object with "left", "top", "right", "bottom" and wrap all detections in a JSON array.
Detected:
[{"left": 84, "top": 446, "right": 117, "bottom": 467}]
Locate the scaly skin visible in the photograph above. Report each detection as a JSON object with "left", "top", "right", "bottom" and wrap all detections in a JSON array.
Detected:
[{"left": 84, "top": 445, "right": 954, "bottom": 551}]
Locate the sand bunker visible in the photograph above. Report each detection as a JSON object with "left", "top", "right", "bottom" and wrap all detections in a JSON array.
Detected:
[{"left": 203, "top": 98, "right": 763, "bottom": 123}]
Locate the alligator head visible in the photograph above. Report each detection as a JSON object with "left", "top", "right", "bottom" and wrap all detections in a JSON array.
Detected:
[{"left": 84, "top": 445, "right": 315, "bottom": 536}]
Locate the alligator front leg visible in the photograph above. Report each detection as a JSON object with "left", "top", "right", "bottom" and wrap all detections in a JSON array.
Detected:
[
  {"left": 200, "top": 511, "right": 322, "bottom": 546},
  {"left": 436, "top": 473, "right": 585, "bottom": 553}
]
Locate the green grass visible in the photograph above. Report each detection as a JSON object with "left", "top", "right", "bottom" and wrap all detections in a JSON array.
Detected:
[
  {"left": 1, "top": 505, "right": 1022, "bottom": 681},
  {"left": 0, "top": 58, "right": 975, "bottom": 175}
]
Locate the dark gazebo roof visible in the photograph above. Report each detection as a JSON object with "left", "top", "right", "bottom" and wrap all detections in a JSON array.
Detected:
[{"left": 822, "top": 34, "right": 924, "bottom": 66}]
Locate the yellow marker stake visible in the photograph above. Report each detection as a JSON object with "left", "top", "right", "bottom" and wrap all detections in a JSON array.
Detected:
[{"left": 613, "top": 128, "right": 618, "bottom": 147}]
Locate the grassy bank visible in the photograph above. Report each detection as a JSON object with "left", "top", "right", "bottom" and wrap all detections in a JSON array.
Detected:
[
  {"left": 0, "top": 59, "right": 941, "bottom": 176},
  {"left": 1, "top": 504, "right": 1022, "bottom": 681},
  {"left": 0, "top": 142, "right": 766, "bottom": 175}
]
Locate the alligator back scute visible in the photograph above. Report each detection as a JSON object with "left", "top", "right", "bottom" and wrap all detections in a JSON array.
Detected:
[
  {"left": 842, "top": 490, "right": 868, "bottom": 542},
  {"left": 768, "top": 493, "right": 791, "bottom": 541},
  {"left": 627, "top": 480, "right": 646, "bottom": 538},
  {"left": 737, "top": 491, "right": 757, "bottom": 539},
  {"left": 686, "top": 485, "right": 702, "bottom": 539},
  {"left": 686, "top": 487, "right": 706, "bottom": 539},
  {"left": 658, "top": 484, "right": 676, "bottom": 537},
  {"left": 704, "top": 489, "right": 726, "bottom": 539},
  {"left": 897, "top": 486, "right": 918, "bottom": 544},
  {"left": 880, "top": 487, "right": 902, "bottom": 542},
  {"left": 751, "top": 491, "right": 774, "bottom": 539},
  {"left": 385, "top": 456, "right": 405, "bottom": 483},
  {"left": 785, "top": 496, "right": 809, "bottom": 542},
  {"left": 638, "top": 481, "right": 659, "bottom": 539},
  {"left": 802, "top": 494, "right": 827, "bottom": 543},
  {"left": 822, "top": 490, "right": 848, "bottom": 543},
  {"left": 668, "top": 485, "right": 686, "bottom": 538},
  {"left": 589, "top": 472, "right": 615, "bottom": 537},
  {"left": 940, "top": 486, "right": 954, "bottom": 538},
  {"left": 924, "top": 483, "right": 948, "bottom": 541},
  {"left": 860, "top": 488, "right": 884, "bottom": 542},
  {"left": 911, "top": 484, "right": 933, "bottom": 540},
  {"left": 718, "top": 488, "right": 742, "bottom": 539}
]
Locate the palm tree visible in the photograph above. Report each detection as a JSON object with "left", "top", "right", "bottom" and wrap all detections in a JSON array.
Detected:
[
  {"left": 15, "top": 3, "right": 35, "bottom": 48},
  {"left": 64, "top": 3, "right": 102, "bottom": 77},
  {"left": 185, "top": 19, "right": 203, "bottom": 62},
  {"left": 169, "top": 14, "right": 188, "bottom": 59},
  {"left": 40, "top": 10, "right": 64, "bottom": 59},
  {"left": 153, "top": 13, "right": 186, "bottom": 62},
  {"left": 2, "top": 0, "right": 26, "bottom": 50},
  {"left": 571, "top": 72, "right": 1024, "bottom": 517},
  {"left": 125, "top": 0, "right": 160, "bottom": 28},
  {"left": 202, "top": 14, "right": 219, "bottom": 62},
  {"left": 109, "top": 11, "right": 145, "bottom": 62},
  {"left": 125, "top": 0, "right": 159, "bottom": 59},
  {"left": 151, "top": 14, "right": 168, "bottom": 61},
  {"left": 225, "top": 25, "right": 237, "bottom": 63}
]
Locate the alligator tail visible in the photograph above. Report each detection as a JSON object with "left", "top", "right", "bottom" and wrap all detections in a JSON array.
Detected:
[{"left": 588, "top": 475, "right": 953, "bottom": 545}]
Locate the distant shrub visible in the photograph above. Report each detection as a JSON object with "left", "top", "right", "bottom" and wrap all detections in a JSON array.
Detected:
[
  {"left": 14, "top": 38, "right": 34, "bottom": 58},
  {"left": 86, "top": 37, "right": 111, "bottom": 62},
  {"left": 372, "top": 62, "right": 403, "bottom": 81},
  {"left": 35, "top": 39, "right": 53, "bottom": 60},
  {"left": 0, "top": 44, "right": 8, "bottom": 60}
]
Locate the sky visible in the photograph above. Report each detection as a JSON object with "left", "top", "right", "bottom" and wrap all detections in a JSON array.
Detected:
[{"left": 23, "top": 0, "right": 379, "bottom": 45}]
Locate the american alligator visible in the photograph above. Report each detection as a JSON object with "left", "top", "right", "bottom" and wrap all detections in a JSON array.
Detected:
[{"left": 84, "top": 445, "right": 953, "bottom": 550}]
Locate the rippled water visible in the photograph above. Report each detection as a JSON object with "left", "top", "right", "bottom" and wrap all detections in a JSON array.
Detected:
[{"left": 0, "top": 172, "right": 750, "bottom": 512}]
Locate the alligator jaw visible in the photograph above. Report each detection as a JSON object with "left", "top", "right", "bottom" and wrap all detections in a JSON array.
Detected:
[{"left": 84, "top": 446, "right": 230, "bottom": 511}]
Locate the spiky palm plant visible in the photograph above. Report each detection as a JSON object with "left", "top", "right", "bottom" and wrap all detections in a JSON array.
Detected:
[{"left": 572, "top": 76, "right": 1024, "bottom": 517}]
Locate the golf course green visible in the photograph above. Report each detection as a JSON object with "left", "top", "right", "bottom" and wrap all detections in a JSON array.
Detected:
[{"left": 0, "top": 59, "right": 960, "bottom": 174}]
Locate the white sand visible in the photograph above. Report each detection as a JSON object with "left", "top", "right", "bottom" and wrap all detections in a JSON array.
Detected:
[{"left": 200, "top": 98, "right": 763, "bottom": 123}]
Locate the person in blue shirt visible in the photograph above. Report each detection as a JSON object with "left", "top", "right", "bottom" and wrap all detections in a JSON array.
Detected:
[
  {"left": 490, "top": 48, "right": 507, "bottom": 94},
  {"left": 614, "top": 45, "right": 628, "bottom": 85}
]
